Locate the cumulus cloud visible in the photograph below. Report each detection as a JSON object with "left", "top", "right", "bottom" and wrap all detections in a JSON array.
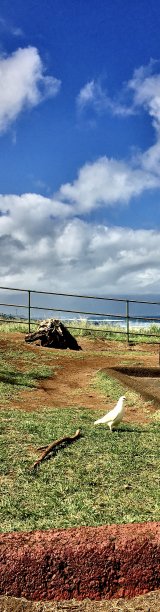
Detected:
[
  {"left": 58, "top": 156, "right": 160, "bottom": 212},
  {"left": 1, "top": 201, "right": 160, "bottom": 295},
  {"left": 0, "top": 46, "right": 61, "bottom": 132}
]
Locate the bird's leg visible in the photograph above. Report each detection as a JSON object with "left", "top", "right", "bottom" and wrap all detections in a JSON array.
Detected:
[{"left": 108, "top": 424, "right": 112, "bottom": 432}]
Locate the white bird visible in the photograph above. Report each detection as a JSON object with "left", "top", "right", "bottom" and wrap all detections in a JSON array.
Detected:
[{"left": 94, "top": 396, "right": 126, "bottom": 432}]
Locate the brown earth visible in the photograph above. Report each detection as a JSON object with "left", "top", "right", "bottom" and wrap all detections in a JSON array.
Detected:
[
  {"left": 0, "top": 589, "right": 160, "bottom": 611},
  {"left": 0, "top": 333, "right": 160, "bottom": 423}
]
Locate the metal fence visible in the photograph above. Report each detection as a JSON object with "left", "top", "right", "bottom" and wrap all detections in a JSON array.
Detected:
[{"left": 0, "top": 285, "right": 160, "bottom": 343}]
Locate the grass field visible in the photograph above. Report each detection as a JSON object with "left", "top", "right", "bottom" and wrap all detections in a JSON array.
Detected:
[
  {"left": 0, "top": 347, "right": 55, "bottom": 405},
  {"left": 1, "top": 405, "right": 160, "bottom": 533},
  {"left": 0, "top": 332, "right": 160, "bottom": 533}
]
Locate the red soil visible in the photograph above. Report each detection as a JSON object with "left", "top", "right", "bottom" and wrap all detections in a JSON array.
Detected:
[{"left": 0, "top": 522, "right": 160, "bottom": 601}]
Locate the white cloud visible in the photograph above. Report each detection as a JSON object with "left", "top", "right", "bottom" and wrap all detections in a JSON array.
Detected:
[
  {"left": 77, "top": 60, "right": 160, "bottom": 122},
  {"left": 128, "top": 60, "right": 160, "bottom": 128},
  {"left": 77, "top": 79, "right": 111, "bottom": 113},
  {"left": 58, "top": 155, "right": 160, "bottom": 213},
  {"left": 0, "top": 46, "right": 61, "bottom": 132},
  {"left": 1, "top": 200, "right": 160, "bottom": 295},
  {"left": 0, "top": 193, "right": 73, "bottom": 243},
  {"left": 77, "top": 78, "right": 134, "bottom": 116}
]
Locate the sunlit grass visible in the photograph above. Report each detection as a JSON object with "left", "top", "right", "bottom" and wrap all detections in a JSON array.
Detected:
[
  {"left": 0, "top": 406, "right": 159, "bottom": 533},
  {"left": 68, "top": 319, "right": 160, "bottom": 343},
  {"left": 92, "top": 370, "right": 154, "bottom": 414}
]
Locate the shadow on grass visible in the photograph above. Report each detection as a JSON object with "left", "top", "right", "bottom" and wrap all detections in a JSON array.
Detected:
[
  {"left": 115, "top": 426, "right": 143, "bottom": 433},
  {"left": 0, "top": 367, "right": 53, "bottom": 389},
  {"left": 113, "top": 422, "right": 159, "bottom": 433},
  {"left": 32, "top": 435, "right": 83, "bottom": 471}
]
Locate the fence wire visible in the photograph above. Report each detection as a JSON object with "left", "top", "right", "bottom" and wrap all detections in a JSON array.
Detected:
[{"left": 0, "top": 286, "right": 160, "bottom": 343}]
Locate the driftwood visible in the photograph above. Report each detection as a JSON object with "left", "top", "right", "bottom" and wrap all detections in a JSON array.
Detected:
[
  {"left": 31, "top": 429, "right": 81, "bottom": 470},
  {"left": 25, "top": 318, "right": 82, "bottom": 351}
]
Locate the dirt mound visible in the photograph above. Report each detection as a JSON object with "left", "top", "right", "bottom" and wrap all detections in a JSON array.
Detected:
[{"left": 0, "top": 523, "right": 160, "bottom": 601}]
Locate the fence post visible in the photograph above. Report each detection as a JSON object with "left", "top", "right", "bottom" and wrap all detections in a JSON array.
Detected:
[
  {"left": 126, "top": 300, "right": 129, "bottom": 343},
  {"left": 28, "top": 290, "right": 31, "bottom": 333}
]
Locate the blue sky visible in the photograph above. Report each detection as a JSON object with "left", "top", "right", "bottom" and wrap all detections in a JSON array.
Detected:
[{"left": 1, "top": 0, "right": 160, "bottom": 297}]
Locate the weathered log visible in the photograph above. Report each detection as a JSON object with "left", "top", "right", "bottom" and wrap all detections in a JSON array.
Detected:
[
  {"left": 25, "top": 318, "right": 82, "bottom": 351},
  {"left": 31, "top": 428, "right": 81, "bottom": 470}
]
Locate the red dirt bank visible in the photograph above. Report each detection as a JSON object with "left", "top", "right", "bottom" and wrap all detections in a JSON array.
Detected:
[{"left": 0, "top": 522, "right": 160, "bottom": 601}]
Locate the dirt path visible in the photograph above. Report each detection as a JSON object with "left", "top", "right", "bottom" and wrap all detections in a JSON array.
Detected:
[{"left": 0, "top": 333, "right": 159, "bottom": 423}]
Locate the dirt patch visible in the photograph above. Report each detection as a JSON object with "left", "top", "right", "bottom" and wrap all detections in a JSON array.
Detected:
[
  {"left": 0, "top": 333, "right": 160, "bottom": 424},
  {"left": 0, "top": 590, "right": 160, "bottom": 611}
]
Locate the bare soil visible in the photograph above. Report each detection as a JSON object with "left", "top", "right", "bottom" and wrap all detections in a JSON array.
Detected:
[{"left": 0, "top": 333, "right": 160, "bottom": 423}]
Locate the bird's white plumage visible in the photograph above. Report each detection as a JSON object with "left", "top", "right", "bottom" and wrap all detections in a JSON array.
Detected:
[{"left": 94, "top": 395, "right": 126, "bottom": 431}]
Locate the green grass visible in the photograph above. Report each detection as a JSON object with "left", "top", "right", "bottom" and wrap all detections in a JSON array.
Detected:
[
  {"left": 68, "top": 319, "right": 127, "bottom": 341},
  {"left": 0, "top": 344, "right": 55, "bottom": 404},
  {"left": 92, "top": 370, "right": 126, "bottom": 400},
  {"left": 0, "top": 406, "right": 159, "bottom": 533},
  {"left": 1, "top": 317, "right": 160, "bottom": 342},
  {"left": 0, "top": 365, "right": 54, "bottom": 404},
  {"left": 92, "top": 370, "right": 155, "bottom": 418},
  {"left": 0, "top": 321, "right": 30, "bottom": 333},
  {"left": 67, "top": 319, "right": 160, "bottom": 343},
  {"left": 92, "top": 369, "right": 142, "bottom": 403}
]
